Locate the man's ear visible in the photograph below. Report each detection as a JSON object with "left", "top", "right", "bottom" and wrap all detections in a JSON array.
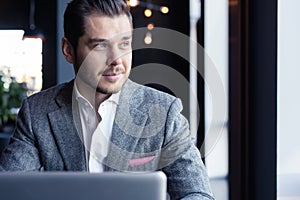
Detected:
[{"left": 62, "top": 37, "right": 75, "bottom": 64}]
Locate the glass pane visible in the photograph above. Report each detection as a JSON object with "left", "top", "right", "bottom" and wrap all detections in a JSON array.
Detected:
[
  {"left": 204, "top": 0, "right": 229, "bottom": 179},
  {"left": 277, "top": 0, "right": 300, "bottom": 199}
]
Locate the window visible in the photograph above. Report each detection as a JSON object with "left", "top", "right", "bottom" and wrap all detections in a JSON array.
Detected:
[{"left": 0, "top": 30, "right": 43, "bottom": 95}]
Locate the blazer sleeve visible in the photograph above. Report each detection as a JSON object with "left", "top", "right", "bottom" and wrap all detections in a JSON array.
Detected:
[
  {"left": 161, "top": 98, "right": 215, "bottom": 200},
  {"left": 0, "top": 98, "right": 42, "bottom": 171}
]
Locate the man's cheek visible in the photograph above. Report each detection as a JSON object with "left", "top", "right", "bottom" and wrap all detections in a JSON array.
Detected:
[{"left": 80, "top": 53, "right": 108, "bottom": 74}]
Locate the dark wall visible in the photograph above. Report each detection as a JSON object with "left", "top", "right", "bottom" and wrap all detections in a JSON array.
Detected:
[
  {"left": 0, "top": 0, "right": 57, "bottom": 89},
  {"left": 36, "top": 0, "right": 58, "bottom": 89},
  {"left": 229, "top": 0, "right": 277, "bottom": 199},
  {"left": 0, "top": 1, "right": 28, "bottom": 29},
  {"left": 131, "top": 0, "right": 190, "bottom": 80},
  {"left": 129, "top": 0, "right": 191, "bottom": 118}
]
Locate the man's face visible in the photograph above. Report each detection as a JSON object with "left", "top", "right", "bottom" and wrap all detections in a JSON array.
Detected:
[{"left": 75, "top": 14, "right": 132, "bottom": 95}]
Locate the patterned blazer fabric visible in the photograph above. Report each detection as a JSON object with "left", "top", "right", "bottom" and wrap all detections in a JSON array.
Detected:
[{"left": 0, "top": 79, "right": 215, "bottom": 200}]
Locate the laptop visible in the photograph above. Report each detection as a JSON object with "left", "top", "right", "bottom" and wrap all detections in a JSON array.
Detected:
[{"left": 0, "top": 171, "right": 167, "bottom": 200}]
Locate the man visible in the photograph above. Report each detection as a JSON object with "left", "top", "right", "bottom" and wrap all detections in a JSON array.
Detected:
[{"left": 0, "top": 0, "right": 214, "bottom": 199}]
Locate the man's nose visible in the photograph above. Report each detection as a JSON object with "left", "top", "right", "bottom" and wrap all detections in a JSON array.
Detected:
[
  {"left": 107, "top": 47, "right": 122, "bottom": 66},
  {"left": 109, "top": 56, "right": 122, "bottom": 66}
]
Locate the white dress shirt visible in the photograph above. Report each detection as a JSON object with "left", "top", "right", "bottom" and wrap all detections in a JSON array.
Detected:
[{"left": 74, "top": 83, "right": 119, "bottom": 172}]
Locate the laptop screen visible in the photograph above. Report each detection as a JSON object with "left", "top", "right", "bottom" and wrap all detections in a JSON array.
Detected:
[{"left": 0, "top": 171, "right": 167, "bottom": 200}]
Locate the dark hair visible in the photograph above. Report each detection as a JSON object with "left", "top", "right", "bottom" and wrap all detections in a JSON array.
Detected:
[{"left": 64, "top": 0, "right": 132, "bottom": 49}]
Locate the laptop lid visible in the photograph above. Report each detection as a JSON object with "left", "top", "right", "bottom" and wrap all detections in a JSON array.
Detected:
[{"left": 0, "top": 171, "right": 167, "bottom": 200}]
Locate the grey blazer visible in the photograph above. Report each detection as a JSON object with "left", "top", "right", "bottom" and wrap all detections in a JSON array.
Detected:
[{"left": 0, "top": 79, "right": 214, "bottom": 200}]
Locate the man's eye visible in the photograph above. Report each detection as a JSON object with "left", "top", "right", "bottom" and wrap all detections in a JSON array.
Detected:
[
  {"left": 94, "top": 43, "right": 108, "bottom": 50},
  {"left": 120, "top": 41, "right": 131, "bottom": 49}
]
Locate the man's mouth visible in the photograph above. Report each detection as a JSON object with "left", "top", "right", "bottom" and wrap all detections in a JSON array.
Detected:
[
  {"left": 103, "top": 73, "right": 120, "bottom": 76},
  {"left": 102, "top": 73, "right": 122, "bottom": 81}
]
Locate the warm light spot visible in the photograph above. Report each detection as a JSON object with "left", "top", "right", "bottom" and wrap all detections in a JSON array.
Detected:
[
  {"left": 127, "top": 0, "right": 139, "bottom": 7},
  {"left": 160, "top": 6, "right": 169, "bottom": 14},
  {"left": 144, "top": 9, "right": 152, "bottom": 17},
  {"left": 144, "top": 32, "right": 152, "bottom": 45},
  {"left": 147, "top": 23, "right": 154, "bottom": 30}
]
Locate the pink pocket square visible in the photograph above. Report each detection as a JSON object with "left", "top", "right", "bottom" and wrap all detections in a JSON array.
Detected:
[{"left": 129, "top": 156, "right": 155, "bottom": 167}]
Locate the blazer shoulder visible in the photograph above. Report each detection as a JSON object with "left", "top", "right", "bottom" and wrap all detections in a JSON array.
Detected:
[
  {"left": 28, "top": 81, "right": 68, "bottom": 98},
  {"left": 25, "top": 81, "right": 73, "bottom": 111},
  {"left": 125, "top": 80, "right": 177, "bottom": 103}
]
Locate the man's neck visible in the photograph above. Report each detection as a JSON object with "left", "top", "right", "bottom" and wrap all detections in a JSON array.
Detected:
[{"left": 75, "top": 78, "right": 110, "bottom": 110}]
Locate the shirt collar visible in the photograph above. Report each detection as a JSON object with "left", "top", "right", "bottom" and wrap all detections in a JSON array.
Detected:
[
  {"left": 108, "top": 90, "right": 120, "bottom": 105},
  {"left": 74, "top": 82, "right": 89, "bottom": 103}
]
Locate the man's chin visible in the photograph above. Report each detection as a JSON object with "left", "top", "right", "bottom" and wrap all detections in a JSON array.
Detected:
[
  {"left": 96, "top": 85, "right": 121, "bottom": 94},
  {"left": 96, "top": 78, "right": 128, "bottom": 94}
]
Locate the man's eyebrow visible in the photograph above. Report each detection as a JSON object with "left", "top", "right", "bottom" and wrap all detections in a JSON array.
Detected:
[
  {"left": 88, "top": 38, "right": 108, "bottom": 44},
  {"left": 88, "top": 35, "right": 132, "bottom": 44},
  {"left": 121, "top": 35, "right": 132, "bottom": 40}
]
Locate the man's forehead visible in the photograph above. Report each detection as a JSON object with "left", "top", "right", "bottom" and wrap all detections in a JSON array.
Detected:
[
  {"left": 84, "top": 14, "right": 132, "bottom": 29},
  {"left": 83, "top": 14, "right": 132, "bottom": 41}
]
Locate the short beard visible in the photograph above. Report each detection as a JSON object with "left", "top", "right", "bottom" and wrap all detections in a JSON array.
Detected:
[
  {"left": 96, "top": 87, "right": 116, "bottom": 94},
  {"left": 95, "top": 84, "right": 122, "bottom": 95}
]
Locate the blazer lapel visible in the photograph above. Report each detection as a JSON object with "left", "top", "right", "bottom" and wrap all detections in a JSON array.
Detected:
[
  {"left": 48, "top": 81, "right": 87, "bottom": 171},
  {"left": 106, "top": 80, "right": 150, "bottom": 171}
]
